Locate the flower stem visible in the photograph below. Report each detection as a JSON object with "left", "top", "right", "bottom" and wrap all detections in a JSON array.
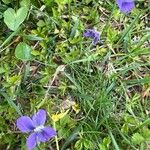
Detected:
[{"left": 53, "top": 121, "right": 59, "bottom": 150}]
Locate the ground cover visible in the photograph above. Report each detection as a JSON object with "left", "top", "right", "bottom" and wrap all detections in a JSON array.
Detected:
[{"left": 0, "top": 0, "right": 149, "bottom": 149}]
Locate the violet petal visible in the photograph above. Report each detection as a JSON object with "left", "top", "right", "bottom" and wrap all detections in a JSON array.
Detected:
[
  {"left": 32, "top": 109, "right": 46, "bottom": 126},
  {"left": 84, "top": 30, "right": 94, "bottom": 38},
  {"left": 37, "top": 126, "right": 56, "bottom": 142},
  {"left": 16, "top": 116, "right": 35, "bottom": 133},
  {"left": 26, "top": 133, "right": 38, "bottom": 150},
  {"left": 93, "top": 36, "right": 100, "bottom": 45},
  {"left": 116, "top": 0, "right": 135, "bottom": 13},
  {"left": 83, "top": 29, "right": 100, "bottom": 45}
]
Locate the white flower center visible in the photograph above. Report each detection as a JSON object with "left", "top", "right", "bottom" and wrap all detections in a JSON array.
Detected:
[{"left": 34, "top": 125, "right": 44, "bottom": 132}]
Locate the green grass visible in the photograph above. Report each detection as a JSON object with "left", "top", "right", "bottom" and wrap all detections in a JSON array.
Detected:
[{"left": 0, "top": 0, "right": 150, "bottom": 150}]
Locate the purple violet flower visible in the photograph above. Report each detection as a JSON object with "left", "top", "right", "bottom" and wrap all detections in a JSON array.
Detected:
[
  {"left": 116, "top": 0, "right": 135, "bottom": 13},
  {"left": 83, "top": 29, "right": 100, "bottom": 45},
  {"left": 16, "top": 109, "right": 56, "bottom": 150}
]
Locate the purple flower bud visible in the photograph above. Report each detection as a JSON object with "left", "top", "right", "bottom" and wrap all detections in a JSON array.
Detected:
[{"left": 83, "top": 29, "right": 100, "bottom": 45}]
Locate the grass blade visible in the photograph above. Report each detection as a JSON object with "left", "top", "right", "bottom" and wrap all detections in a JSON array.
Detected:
[
  {"left": 0, "top": 91, "right": 22, "bottom": 116},
  {"left": 108, "top": 130, "right": 120, "bottom": 150},
  {"left": 117, "top": 12, "right": 141, "bottom": 44}
]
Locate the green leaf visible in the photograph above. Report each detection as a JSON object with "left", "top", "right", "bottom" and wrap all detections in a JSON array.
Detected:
[
  {"left": 84, "top": 139, "right": 94, "bottom": 149},
  {"left": 132, "top": 133, "right": 145, "bottom": 144},
  {"left": 20, "top": 0, "right": 30, "bottom": 7},
  {"left": 15, "top": 42, "right": 32, "bottom": 61},
  {"left": 99, "top": 137, "right": 111, "bottom": 150},
  {"left": 2, "top": 0, "right": 12, "bottom": 4},
  {"left": 142, "top": 128, "right": 150, "bottom": 141},
  {"left": 134, "top": 118, "right": 150, "bottom": 132},
  {"left": 4, "top": 7, "right": 28, "bottom": 31},
  {"left": 75, "top": 139, "right": 83, "bottom": 150},
  {"left": 37, "top": 20, "right": 45, "bottom": 27},
  {"left": 0, "top": 67, "right": 6, "bottom": 74},
  {"left": 121, "top": 123, "right": 129, "bottom": 134}
]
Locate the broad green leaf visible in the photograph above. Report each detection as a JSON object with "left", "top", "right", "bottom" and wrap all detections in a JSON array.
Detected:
[
  {"left": 37, "top": 20, "right": 45, "bottom": 27},
  {"left": 4, "top": 7, "right": 28, "bottom": 31},
  {"left": 2, "top": 0, "right": 12, "bottom": 4},
  {"left": 142, "top": 128, "right": 150, "bottom": 140},
  {"left": 132, "top": 133, "right": 145, "bottom": 144},
  {"left": 0, "top": 67, "right": 6, "bottom": 74},
  {"left": 15, "top": 42, "right": 32, "bottom": 61},
  {"left": 99, "top": 145, "right": 107, "bottom": 150},
  {"left": 20, "top": 0, "right": 30, "bottom": 7}
]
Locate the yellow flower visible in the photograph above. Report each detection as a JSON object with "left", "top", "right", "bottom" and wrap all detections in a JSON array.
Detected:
[
  {"left": 51, "top": 110, "right": 69, "bottom": 122},
  {"left": 72, "top": 103, "right": 80, "bottom": 114}
]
